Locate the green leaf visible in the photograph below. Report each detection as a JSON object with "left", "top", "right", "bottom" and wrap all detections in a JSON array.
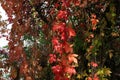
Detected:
[{"left": 112, "top": 13, "right": 116, "bottom": 17}]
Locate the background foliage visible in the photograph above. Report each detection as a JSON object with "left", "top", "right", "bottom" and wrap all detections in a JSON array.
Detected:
[{"left": 0, "top": 0, "right": 120, "bottom": 80}]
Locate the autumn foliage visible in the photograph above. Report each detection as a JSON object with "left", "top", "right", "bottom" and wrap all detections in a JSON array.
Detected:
[{"left": 0, "top": 0, "right": 120, "bottom": 80}]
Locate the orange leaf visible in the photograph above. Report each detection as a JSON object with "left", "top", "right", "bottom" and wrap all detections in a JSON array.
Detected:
[
  {"left": 87, "top": 77, "right": 92, "bottom": 80},
  {"left": 68, "top": 54, "right": 78, "bottom": 64},
  {"left": 93, "top": 74, "right": 99, "bottom": 80}
]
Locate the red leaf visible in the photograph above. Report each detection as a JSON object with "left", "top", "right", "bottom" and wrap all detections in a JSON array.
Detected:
[
  {"left": 55, "top": 3, "right": 60, "bottom": 8},
  {"left": 57, "top": 10, "right": 68, "bottom": 20},
  {"left": 52, "top": 65, "right": 62, "bottom": 74},
  {"left": 91, "top": 14, "right": 97, "bottom": 19},
  {"left": 55, "top": 75, "right": 61, "bottom": 80},
  {"left": 64, "top": 67, "right": 76, "bottom": 75},
  {"left": 91, "top": 62, "right": 98, "bottom": 67},
  {"left": 67, "top": 27, "right": 76, "bottom": 38},
  {"left": 62, "top": 0, "right": 72, "bottom": 7},
  {"left": 63, "top": 78, "right": 69, "bottom": 80},
  {"left": 54, "top": 44, "right": 63, "bottom": 54},
  {"left": 49, "top": 54, "right": 56, "bottom": 63},
  {"left": 91, "top": 19, "right": 99, "bottom": 25},
  {"left": 52, "top": 37, "right": 59, "bottom": 46},
  {"left": 52, "top": 37, "right": 63, "bottom": 53},
  {"left": 61, "top": 32, "right": 66, "bottom": 41},
  {"left": 63, "top": 42, "right": 73, "bottom": 53},
  {"left": 61, "top": 56, "right": 68, "bottom": 66},
  {"left": 73, "top": 0, "right": 80, "bottom": 6},
  {"left": 54, "top": 75, "right": 69, "bottom": 80},
  {"left": 52, "top": 22, "right": 66, "bottom": 32}
]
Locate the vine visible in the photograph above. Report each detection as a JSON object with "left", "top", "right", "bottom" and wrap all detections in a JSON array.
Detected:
[{"left": 49, "top": 1, "right": 79, "bottom": 80}]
